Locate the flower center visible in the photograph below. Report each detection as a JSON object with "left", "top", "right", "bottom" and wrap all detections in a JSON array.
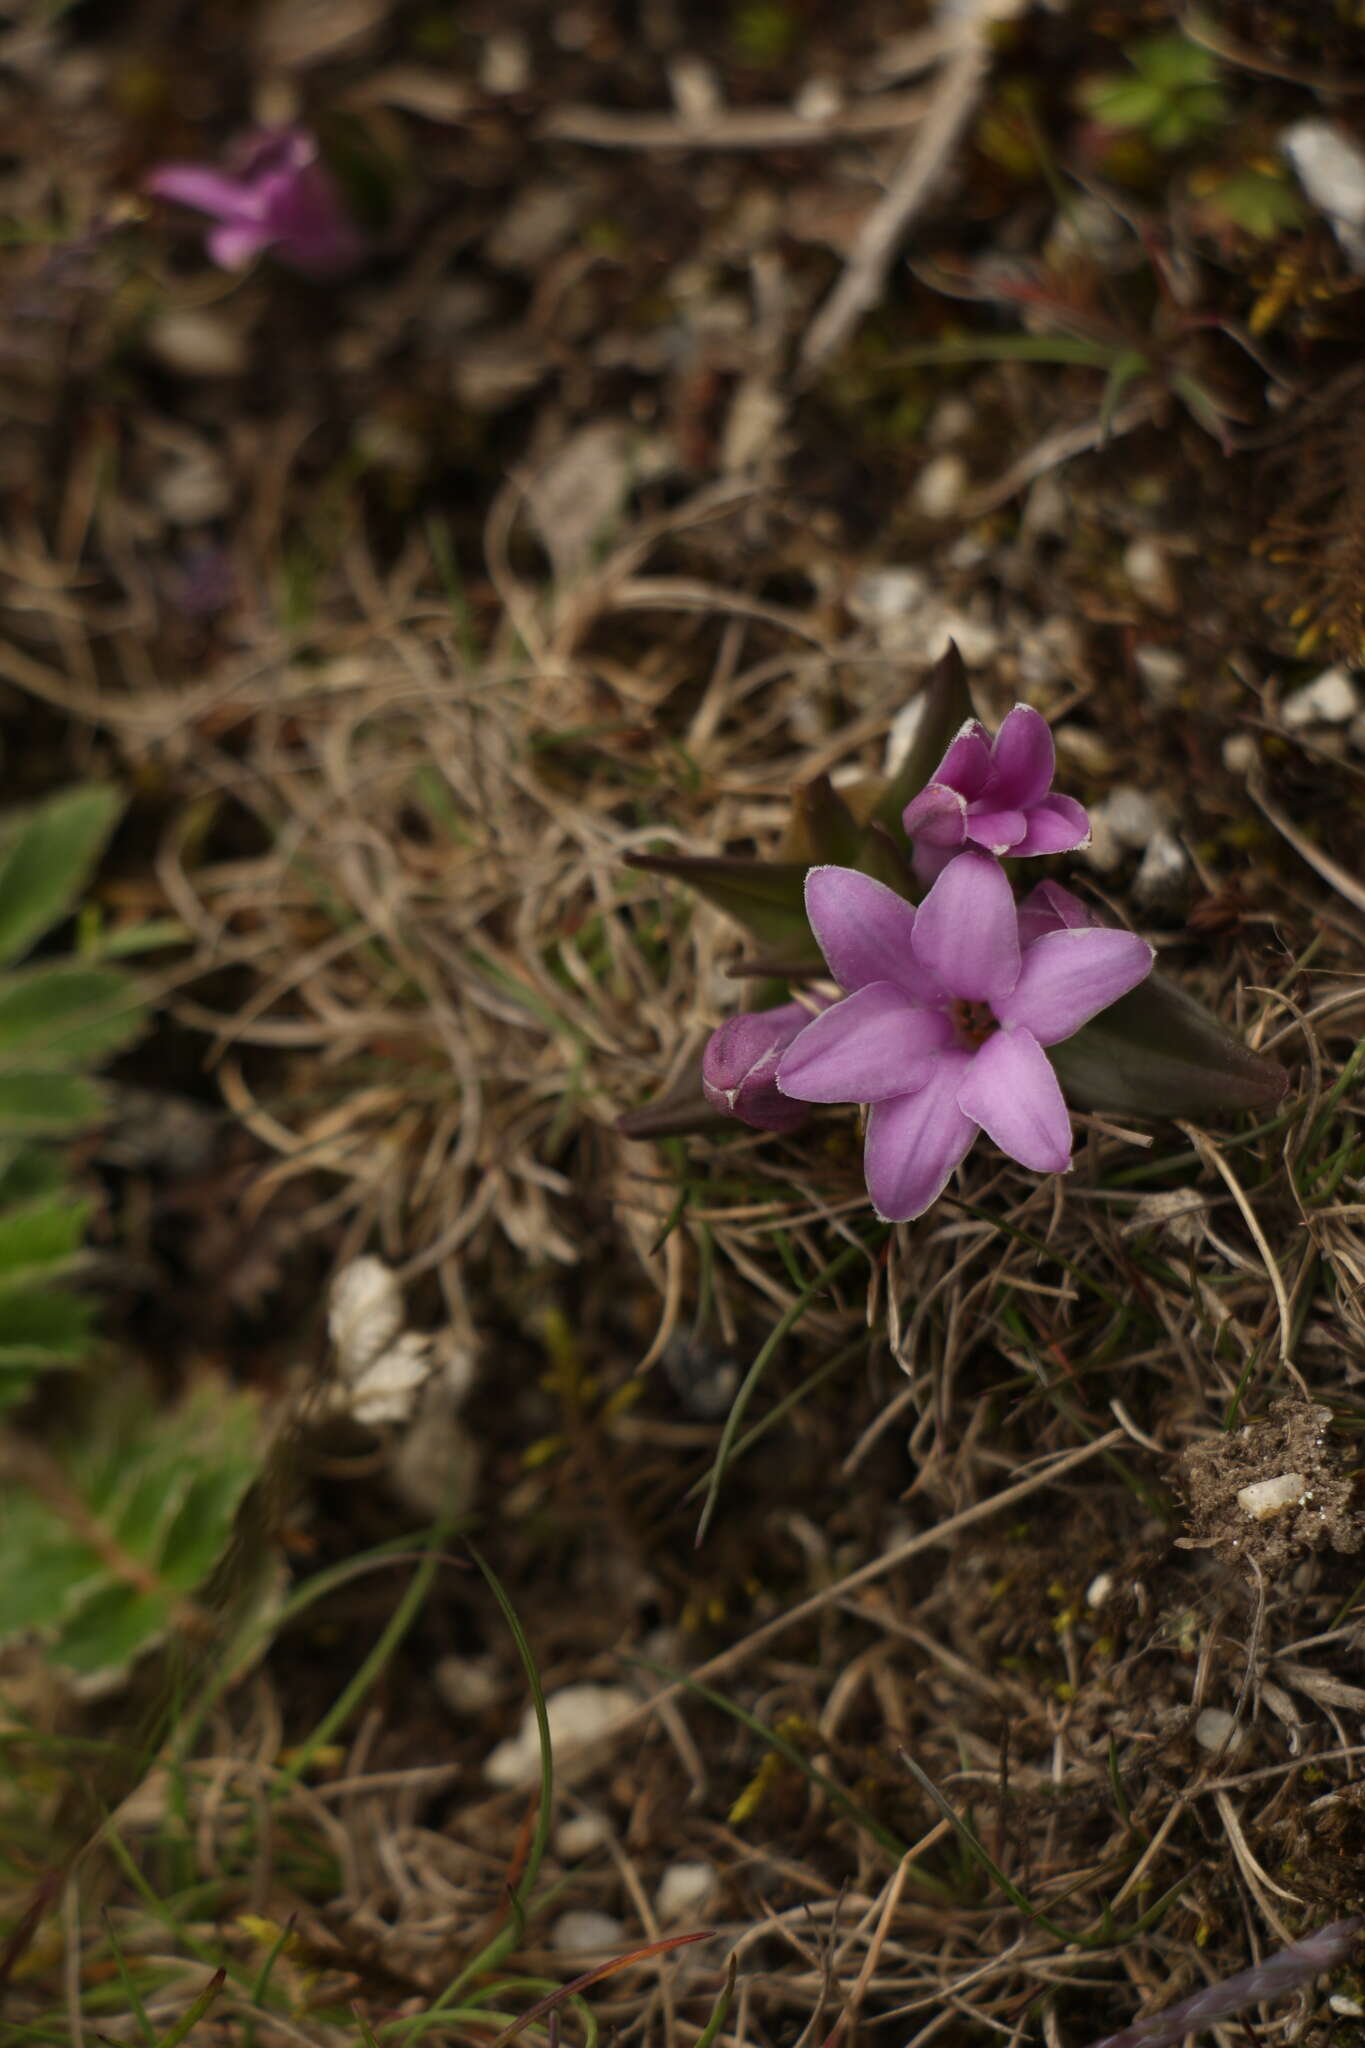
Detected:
[{"left": 950, "top": 998, "right": 997, "bottom": 1048}]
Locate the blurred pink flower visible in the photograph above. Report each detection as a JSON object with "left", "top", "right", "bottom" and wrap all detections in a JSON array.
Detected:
[
  {"left": 145, "top": 127, "right": 363, "bottom": 278},
  {"left": 902, "top": 705, "right": 1090, "bottom": 884}
]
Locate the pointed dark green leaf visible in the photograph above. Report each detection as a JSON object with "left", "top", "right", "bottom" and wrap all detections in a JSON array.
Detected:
[
  {"left": 0, "top": 964, "right": 144, "bottom": 1071},
  {"left": 788, "top": 776, "right": 862, "bottom": 866},
  {"left": 872, "top": 642, "right": 976, "bottom": 831},
  {"left": 627, "top": 851, "right": 819, "bottom": 959},
  {"left": 616, "top": 1055, "right": 731, "bottom": 1140},
  {"left": 0, "top": 1071, "right": 106, "bottom": 1135},
  {"left": 853, "top": 820, "right": 920, "bottom": 901},
  {"left": 1049, "top": 971, "right": 1288, "bottom": 1117},
  {"left": 0, "top": 785, "right": 123, "bottom": 967},
  {"left": 0, "top": 1196, "right": 89, "bottom": 1291},
  {"left": 0, "top": 1285, "right": 94, "bottom": 1366}
]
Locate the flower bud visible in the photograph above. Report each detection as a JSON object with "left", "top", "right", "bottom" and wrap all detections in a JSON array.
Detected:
[{"left": 702, "top": 1003, "right": 815, "bottom": 1131}]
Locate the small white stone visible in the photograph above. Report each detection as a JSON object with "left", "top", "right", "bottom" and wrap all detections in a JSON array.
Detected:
[
  {"left": 928, "top": 396, "right": 975, "bottom": 445},
  {"left": 1330, "top": 1994, "right": 1365, "bottom": 2018},
  {"left": 914, "top": 452, "right": 969, "bottom": 520},
  {"left": 1054, "top": 726, "right": 1116, "bottom": 775},
  {"left": 1284, "top": 120, "right": 1365, "bottom": 272},
  {"left": 349, "top": 1331, "right": 435, "bottom": 1426},
  {"left": 1194, "top": 1706, "right": 1244, "bottom": 1753},
  {"left": 1134, "top": 645, "right": 1185, "bottom": 706},
  {"left": 1133, "top": 829, "right": 1187, "bottom": 903},
  {"left": 434, "top": 1655, "right": 501, "bottom": 1716},
  {"left": 154, "top": 450, "right": 232, "bottom": 525},
  {"left": 848, "top": 566, "right": 927, "bottom": 631},
  {"left": 1281, "top": 665, "right": 1361, "bottom": 728},
  {"left": 329, "top": 1257, "right": 404, "bottom": 1375},
  {"left": 1096, "top": 785, "right": 1169, "bottom": 850},
  {"left": 655, "top": 1861, "right": 715, "bottom": 1922},
  {"left": 669, "top": 55, "right": 721, "bottom": 121},
  {"left": 1085, "top": 1572, "right": 1114, "bottom": 1609},
  {"left": 1222, "top": 733, "right": 1258, "bottom": 774},
  {"left": 145, "top": 310, "right": 248, "bottom": 379},
  {"left": 485, "top": 1683, "right": 639, "bottom": 1788},
  {"left": 555, "top": 1811, "right": 612, "bottom": 1860},
  {"left": 1237, "top": 1472, "right": 1308, "bottom": 1520},
  {"left": 1123, "top": 537, "right": 1178, "bottom": 614},
  {"left": 552, "top": 1911, "right": 625, "bottom": 1956},
  {"left": 480, "top": 31, "right": 529, "bottom": 94},
  {"left": 794, "top": 77, "right": 841, "bottom": 123}
]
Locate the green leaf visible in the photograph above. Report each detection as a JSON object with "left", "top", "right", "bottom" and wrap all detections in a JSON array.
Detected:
[
  {"left": 626, "top": 852, "right": 821, "bottom": 964},
  {"left": 616, "top": 1055, "right": 731, "bottom": 1140},
  {"left": 0, "top": 785, "right": 122, "bottom": 967},
  {"left": 1081, "top": 77, "right": 1166, "bottom": 131},
  {"left": 55, "top": 1583, "right": 177, "bottom": 1677},
  {"left": 0, "top": 1376, "right": 263, "bottom": 1680},
  {"left": 871, "top": 641, "right": 976, "bottom": 832},
  {"left": 1049, "top": 971, "right": 1288, "bottom": 1117},
  {"left": 0, "top": 1196, "right": 89, "bottom": 1290},
  {"left": 787, "top": 776, "right": 862, "bottom": 866},
  {"left": 852, "top": 819, "right": 919, "bottom": 901},
  {"left": 0, "top": 1148, "right": 62, "bottom": 1207},
  {"left": 0, "top": 964, "right": 144, "bottom": 1070},
  {"left": 0, "top": 1071, "right": 106, "bottom": 1134},
  {"left": 0, "top": 1286, "right": 94, "bottom": 1365}
]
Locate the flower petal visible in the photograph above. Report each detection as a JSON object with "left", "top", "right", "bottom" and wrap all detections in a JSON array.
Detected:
[
  {"left": 1011, "top": 792, "right": 1091, "bottom": 857},
  {"left": 902, "top": 781, "right": 968, "bottom": 849},
  {"left": 994, "top": 926, "right": 1154, "bottom": 1046},
  {"left": 956, "top": 1028, "right": 1072, "bottom": 1173},
  {"left": 863, "top": 1051, "right": 978, "bottom": 1221},
  {"left": 805, "top": 867, "right": 943, "bottom": 1002},
  {"left": 207, "top": 222, "right": 273, "bottom": 268},
  {"left": 703, "top": 1003, "right": 813, "bottom": 1129},
  {"left": 989, "top": 704, "right": 1056, "bottom": 809},
  {"left": 777, "top": 983, "right": 953, "bottom": 1104},
  {"left": 933, "top": 721, "right": 994, "bottom": 799},
  {"left": 1015, "top": 880, "right": 1097, "bottom": 945},
  {"left": 964, "top": 805, "right": 1027, "bottom": 854},
  {"left": 911, "top": 850, "right": 1020, "bottom": 1003},
  {"left": 145, "top": 165, "right": 262, "bottom": 222}
]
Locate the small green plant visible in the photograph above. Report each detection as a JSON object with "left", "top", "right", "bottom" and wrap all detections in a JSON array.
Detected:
[
  {"left": 0, "top": 783, "right": 146, "bottom": 1409},
  {"left": 0, "top": 1374, "right": 261, "bottom": 1681},
  {"left": 1079, "top": 36, "right": 1227, "bottom": 152}
]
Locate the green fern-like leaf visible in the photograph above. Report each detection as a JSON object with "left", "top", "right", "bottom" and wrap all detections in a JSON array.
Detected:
[{"left": 0, "top": 1378, "right": 263, "bottom": 1680}]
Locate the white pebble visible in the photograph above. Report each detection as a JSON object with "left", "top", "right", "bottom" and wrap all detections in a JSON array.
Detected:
[
  {"left": 1194, "top": 1707, "right": 1244, "bottom": 1753},
  {"left": 146, "top": 310, "right": 248, "bottom": 379},
  {"left": 555, "top": 1811, "right": 612, "bottom": 1860},
  {"left": 1103, "top": 786, "right": 1169, "bottom": 848},
  {"left": 1284, "top": 120, "right": 1365, "bottom": 272},
  {"left": 1134, "top": 645, "right": 1185, "bottom": 706},
  {"left": 1281, "top": 665, "right": 1361, "bottom": 728},
  {"left": 1222, "top": 733, "right": 1258, "bottom": 774},
  {"left": 655, "top": 1861, "right": 715, "bottom": 1922},
  {"left": 927, "top": 396, "right": 974, "bottom": 445},
  {"left": 484, "top": 1683, "right": 639, "bottom": 1788},
  {"left": 794, "top": 77, "right": 842, "bottom": 123},
  {"left": 1330, "top": 1994, "right": 1365, "bottom": 2017},
  {"left": 480, "top": 32, "right": 530, "bottom": 94},
  {"left": 1237, "top": 1473, "right": 1307, "bottom": 1520},
  {"left": 914, "top": 452, "right": 969, "bottom": 520},
  {"left": 329, "top": 1257, "right": 404, "bottom": 1375},
  {"left": 1123, "top": 537, "right": 1178, "bottom": 614},
  {"left": 434, "top": 1656, "right": 500, "bottom": 1717},
  {"left": 1085, "top": 1573, "right": 1114, "bottom": 1609},
  {"left": 1133, "top": 829, "right": 1187, "bottom": 903},
  {"left": 551, "top": 1910, "right": 625, "bottom": 1956}
]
